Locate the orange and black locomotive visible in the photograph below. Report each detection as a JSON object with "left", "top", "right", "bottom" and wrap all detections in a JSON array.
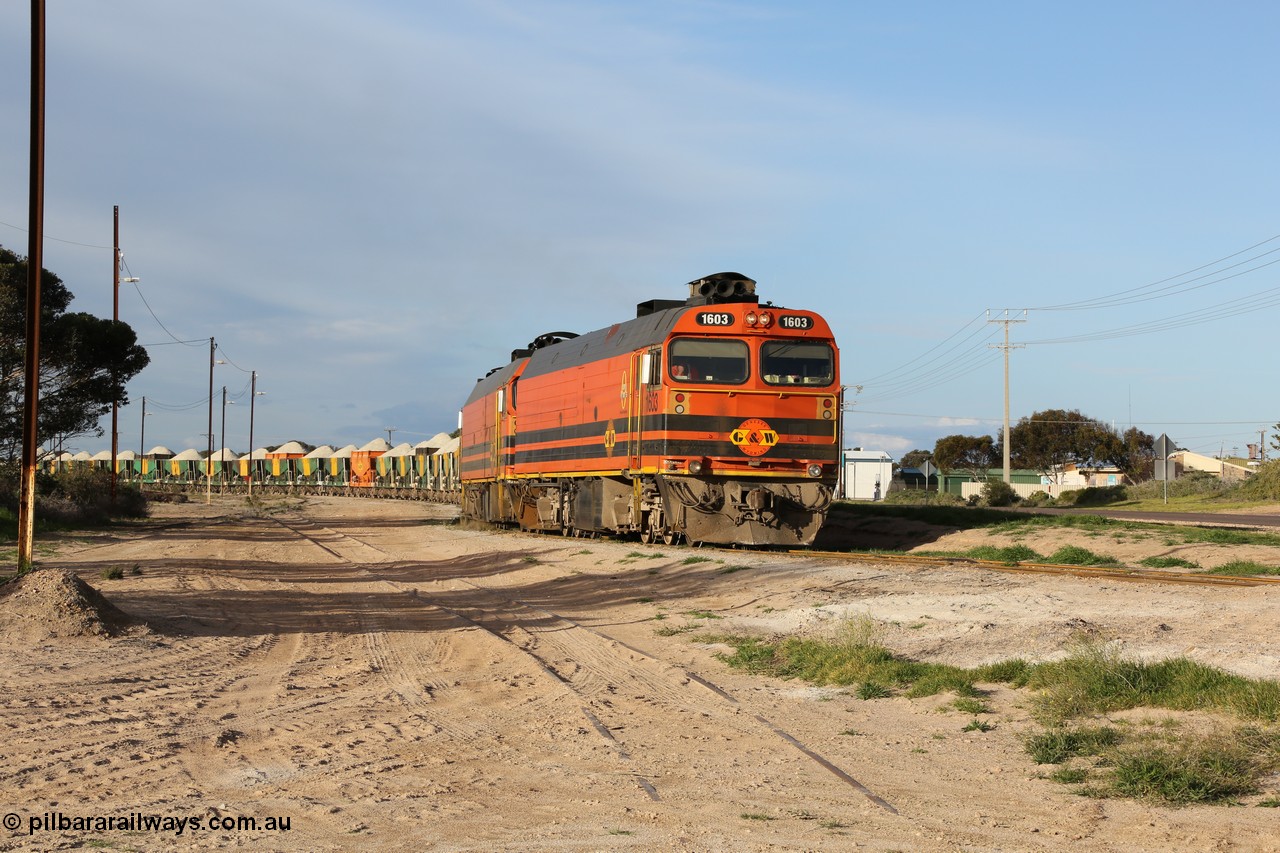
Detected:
[{"left": 459, "top": 272, "right": 841, "bottom": 546}]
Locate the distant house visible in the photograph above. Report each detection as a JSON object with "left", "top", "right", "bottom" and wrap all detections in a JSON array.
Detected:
[
  {"left": 1171, "top": 450, "right": 1253, "bottom": 483},
  {"left": 898, "top": 467, "right": 938, "bottom": 491},
  {"left": 1044, "top": 462, "right": 1129, "bottom": 490}
]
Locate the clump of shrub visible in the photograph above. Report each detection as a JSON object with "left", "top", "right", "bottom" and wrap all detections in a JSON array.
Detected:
[
  {"left": 1054, "top": 485, "right": 1128, "bottom": 507},
  {"left": 1020, "top": 490, "right": 1053, "bottom": 507},
  {"left": 1232, "top": 460, "right": 1280, "bottom": 502},
  {"left": 882, "top": 490, "right": 965, "bottom": 507},
  {"left": 1130, "top": 470, "right": 1230, "bottom": 502},
  {"left": 0, "top": 464, "right": 148, "bottom": 526},
  {"left": 980, "top": 480, "right": 1018, "bottom": 507}
]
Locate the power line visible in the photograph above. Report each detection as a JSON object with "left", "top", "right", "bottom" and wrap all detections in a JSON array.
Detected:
[
  {"left": 0, "top": 218, "right": 113, "bottom": 250},
  {"left": 847, "top": 408, "right": 1274, "bottom": 427},
  {"left": 1031, "top": 232, "right": 1280, "bottom": 311}
]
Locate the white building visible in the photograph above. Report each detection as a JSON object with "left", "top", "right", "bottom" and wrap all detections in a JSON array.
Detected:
[{"left": 840, "top": 449, "right": 893, "bottom": 501}]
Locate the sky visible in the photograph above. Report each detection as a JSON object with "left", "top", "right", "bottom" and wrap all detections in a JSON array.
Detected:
[{"left": 2, "top": 1, "right": 1279, "bottom": 461}]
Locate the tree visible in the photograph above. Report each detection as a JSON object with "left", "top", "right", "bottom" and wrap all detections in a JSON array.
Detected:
[
  {"left": 0, "top": 245, "right": 150, "bottom": 459},
  {"left": 1270, "top": 423, "right": 1280, "bottom": 456},
  {"left": 1008, "top": 408, "right": 1152, "bottom": 482},
  {"left": 1115, "top": 426, "right": 1156, "bottom": 481},
  {"left": 933, "top": 434, "right": 998, "bottom": 481},
  {"left": 898, "top": 448, "right": 932, "bottom": 471}
]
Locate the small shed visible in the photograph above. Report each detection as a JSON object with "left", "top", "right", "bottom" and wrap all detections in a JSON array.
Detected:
[{"left": 840, "top": 449, "right": 893, "bottom": 501}]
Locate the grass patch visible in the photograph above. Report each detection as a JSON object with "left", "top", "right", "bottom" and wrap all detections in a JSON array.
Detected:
[
  {"left": 1025, "top": 726, "right": 1123, "bottom": 764},
  {"left": 99, "top": 566, "right": 125, "bottom": 580},
  {"left": 709, "top": 617, "right": 994, "bottom": 699},
  {"left": 1045, "top": 545, "right": 1122, "bottom": 567},
  {"left": 828, "top": 502, "right": 1280, "bottom": 548},
  {"left": 960, "top": 544, "right": 1043, "bottom": 564},
  {"left": 1026, "top": 639, "right": 1280, "bottom": 724},
  {"left": 681, "top": 555, "right": 713, "bottom": 565},
  {"left": 706, "top": 619, "right": 1280, "bottom": 806},
  {"left": 1201, "top": 560, "right": 1280, "bottom": 577},
  {"left": 718, "top": 564, "right": 753, "bottom": 574},
  {"left": 855, "top": 681, "right": 892, "bottom": 700},
  {"left": 952, "top": 697, "right": 991, "bottom": 715},
  {"left": 740, "top": 813, "right": 774, "bottom": 821},
  {"left": 1109, "top": 728, "right": 1280, "bottom": 804},
  {"left": 685, "top": 609, "right": 722, "bottom": 620},
  {"left": 1139, "top": 556, "right": 1201, "bottom": 569}
]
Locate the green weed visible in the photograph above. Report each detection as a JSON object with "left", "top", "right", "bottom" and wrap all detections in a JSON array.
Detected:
[
  {"left": 1046, "top": 545, "right": 1121, "bottom": 567},
  {"left": 1201, "top": 561, "right": 1280, "bottom": 577},
  {"left": 1139, "top": 556, "right": 1201, "bottom": 569}
]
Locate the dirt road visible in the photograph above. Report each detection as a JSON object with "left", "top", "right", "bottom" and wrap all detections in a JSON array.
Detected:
[{"left": 2, "top": 496, "right": 1278, "bottom": 851}]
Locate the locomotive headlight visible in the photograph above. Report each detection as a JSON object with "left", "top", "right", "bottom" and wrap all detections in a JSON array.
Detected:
[
  {"left": 758, "top": 311, "right": 773, "bottom": 328},
  {"left": 745, "top": 311, "right": 758, "bottom": 326},
  {"left": 675, "top": 404, "right": 686, "bottom": 414},
  {"left": 688, "top": 460, "right": 704, "bottom": 475},
  {"left": 806, "top": 463, "right": 823, "bottom": 478}
]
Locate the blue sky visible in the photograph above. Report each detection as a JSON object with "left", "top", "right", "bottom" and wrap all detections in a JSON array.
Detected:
[{"left": 2, "top": 1, "right": 1278, "bottom": 459}]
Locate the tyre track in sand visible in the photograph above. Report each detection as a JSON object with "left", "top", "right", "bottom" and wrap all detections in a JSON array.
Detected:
[{"left": 272, "top": 514, "right": 898, "bottom": 816}]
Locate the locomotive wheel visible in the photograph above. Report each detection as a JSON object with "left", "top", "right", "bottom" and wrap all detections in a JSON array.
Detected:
[{"left": 662, "top": 529, "right": 678, "bottom": 546}]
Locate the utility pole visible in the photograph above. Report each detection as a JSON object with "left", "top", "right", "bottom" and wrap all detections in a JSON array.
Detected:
[
  {"left": 109, "top": 205, "right": 139, "bottom": 503},
  {"left": 206, "top": 337, "right": 215, "bottom": 504},
  {"left": 220, "top": 385, "right": 228, "bottom": 488},
  {"left": 111, "top": 206, "right": 119, "bottom": 502},
  {"left": 248, "top": 371, "right": 262, "bottom": 497},
  {"left": 987, "top": 310, "right": 1026, "bottom": 484},
  {"left": 139, "top": 396, "right": 149, "bottom": 482},
  {"left": 385, "top": 426, "right": 398, "bottom": 444},
  {"left": 18, "top": 0, "right": 46, "bottom": 573}
]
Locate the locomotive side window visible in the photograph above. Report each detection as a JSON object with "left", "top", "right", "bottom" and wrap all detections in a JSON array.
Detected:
[
  {"left": 668, "top": 338, "right": 749, "bottom": 384},
  {"left": 641, "top": 350, "right": 662, "bottom": 385},
  {"left": 761, "top": 341, "right": 834, "bottom": 386}
]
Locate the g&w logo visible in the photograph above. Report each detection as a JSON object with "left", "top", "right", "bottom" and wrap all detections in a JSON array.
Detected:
[{"left": 730, "top": 418, "right": 778, "bottom": 457}]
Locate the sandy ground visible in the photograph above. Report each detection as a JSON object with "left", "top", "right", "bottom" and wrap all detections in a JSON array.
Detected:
[{"left": 2, "top": 496, "right": 1280, "bottom": 851}]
